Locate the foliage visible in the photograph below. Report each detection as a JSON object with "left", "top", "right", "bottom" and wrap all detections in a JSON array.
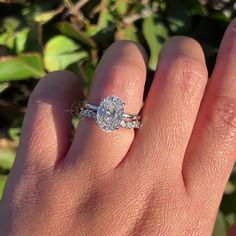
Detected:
[{"left": 0, "top": 0, "right": 235, "bottom": 235}]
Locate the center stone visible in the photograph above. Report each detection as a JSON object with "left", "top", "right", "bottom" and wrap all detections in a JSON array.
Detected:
[{"left": 97, "top": 96, "right": 124, "bottom": 132}]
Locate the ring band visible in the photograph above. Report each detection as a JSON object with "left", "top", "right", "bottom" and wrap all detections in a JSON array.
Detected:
[
  {"left": 77, "top": 95, "right": 141, "bottom": 132},
  {"left": 86, "top": 104, "right": 141, "bottom": 120}
]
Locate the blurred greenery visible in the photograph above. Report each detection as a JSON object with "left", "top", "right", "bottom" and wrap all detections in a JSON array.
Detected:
[{"left": 0, "top": 0, "right": 235, "bottom": 235}]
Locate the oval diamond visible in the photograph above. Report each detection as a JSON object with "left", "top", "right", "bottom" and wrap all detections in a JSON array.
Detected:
[{"left": 97, "top": 96, "right": 124, "bottom": 132}]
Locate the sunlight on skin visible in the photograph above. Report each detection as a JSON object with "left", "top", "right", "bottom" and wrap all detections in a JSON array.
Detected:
[{"left": 0, "top": 19, "right": 236, "bottom": 236}]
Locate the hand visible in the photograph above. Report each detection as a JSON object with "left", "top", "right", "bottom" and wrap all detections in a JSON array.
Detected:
[{"left": 1, "top": 19, "right": 236, "bottom": 236}]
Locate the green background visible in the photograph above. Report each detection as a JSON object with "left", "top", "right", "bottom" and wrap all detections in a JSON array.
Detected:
[{"left": 0, "top": 0, "right": 235, "bottom": 235}]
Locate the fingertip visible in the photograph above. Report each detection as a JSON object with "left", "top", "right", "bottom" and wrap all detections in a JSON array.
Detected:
[
  {"left": 217, "top": 18, "right": 236, "bottom": 59},
  {"left": 228, "top": 224, "right": 236, "bottom": 236},
  {"left": 130, "top": 40, "right": 149, "bottom": 66},
  {"left": 100, "top": 40, "right": 148, "bottom": 70},
  {"left": 29, "top": 70, "right": 83, "bottom": 105},
  {"left": 160, "top": 36, "right": 206, "bottom": 64}
]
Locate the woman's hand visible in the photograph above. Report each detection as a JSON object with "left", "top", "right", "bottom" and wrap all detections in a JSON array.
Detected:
[{"left": 1, "top": 19, "right": 236, "bottom": 236}]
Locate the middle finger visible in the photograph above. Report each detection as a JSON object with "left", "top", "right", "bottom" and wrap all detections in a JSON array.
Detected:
[{"left": 133, "top": 36, "right": 208, "bottom": 173}]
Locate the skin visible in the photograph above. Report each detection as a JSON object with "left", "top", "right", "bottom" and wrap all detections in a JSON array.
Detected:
[{"left": 0, "top": 19, "right": 236, "bottom": 236}]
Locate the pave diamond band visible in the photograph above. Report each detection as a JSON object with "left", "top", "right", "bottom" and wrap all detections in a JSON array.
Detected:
[
  {"left": 78, "top": 95, "right": 141, "bottom": 132},
  {"left": 86, "top": 104, "right": 141, "bottom": 120},
  {"left": 79, "top": 109, "right": 141, "bottom": 129}
]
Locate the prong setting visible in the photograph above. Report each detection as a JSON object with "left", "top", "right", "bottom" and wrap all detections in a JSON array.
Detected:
[{"left": 78, "top": 95, "right": 141, "bottom": 132}]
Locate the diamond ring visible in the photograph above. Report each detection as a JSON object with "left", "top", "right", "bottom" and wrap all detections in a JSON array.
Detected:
[{"left": 77, "top": 95, "right": 141, "bottom": 132}]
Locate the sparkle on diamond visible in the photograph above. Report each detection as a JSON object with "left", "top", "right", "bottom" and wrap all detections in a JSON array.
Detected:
[{"left": 97, "top": 96, "right": 124, "bottom": 132}]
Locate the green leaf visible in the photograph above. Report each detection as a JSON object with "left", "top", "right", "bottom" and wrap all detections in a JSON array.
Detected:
[
  {"left": 8, "top": 127, "right": 21, "bottom": 142},
  {"left": 44, "top": 35, "right": 89, "bottom": 72},
  {"left": 225, "top": 181, "right": 235, "bottom": 195},
  {"left": 225, "top": 213, "right": 236, "bottom": 228},
  {"left": 0, "top": 28, "right": 29, "bottom": 53},
  {"left": 0, "top": 82, "right": 9, "bottom": 93},
  {"left": 180, "top": 0, "right": 207, "bottom": 16},
  {"left": 3, "top": 17, "right": 20, "bottom": 33},
  {"left": 0, "top": 175, "right": 7, "bottom": 200},
  {"left": 210, "top": 12, "right": 230, "bottom": 22},
  {"left": 0, "top": 32, "right": 15, "bottom": 49},
  {"left": 166, "top": 2, "right": 192, "bottom": 34},
  {"left": 0, "top": 53, "right": 45, "bottom": 81},
  {"left": 86, "top": 9, "right": 114, "bottom": 36},
  {"left": 212, "top": 211, "right": 227, "bottom": 236},
  {"left": 57, "top": 22, "right": 96, "bottom": 48},
  {"left": 0, "top": 149, "right": 15, "bottom": 170},
  {"left": 34, "top": 5, "right": 64, "bottom": 24},
  {"left": 114, "top": 0, "right": 128, "bottom": 16},
  {"left": 143, "top": 16, "right": 169, "bottom": 70},
  {"left": 97, "top": 8, "right": 113, "bottom": 30},
  {"left": 116, "top": 24, "right": 138, "bottom": 42},
  {"left": 15, "top": 28, "right": 29, "bottom": 52}
]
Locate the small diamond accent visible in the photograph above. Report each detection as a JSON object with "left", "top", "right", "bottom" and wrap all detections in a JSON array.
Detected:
[
  {"left": 97, "top": 96, "right": 124, "bottom": 132},
  {"left": 120, "top": 120, "right": 141, "bottom": 129}
]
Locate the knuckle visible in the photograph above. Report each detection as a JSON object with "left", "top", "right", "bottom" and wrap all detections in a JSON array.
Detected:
[
  {"left": 207, "top": 95, "right": 236, "bottom": 138},
  {"left": 111, "top": 40, "right": 139, "bottom": 50},
  {"left": 7, "top": 174, "right": 47, "bottom": 209},
  {"left": 110, "top": 40, "right": 147, "bottom": 60},
  {"left": 29, "top": 70, "right": 78, "bottom": 105},
  {"left": 174, "top": 55, "right": 207, "bottom": 85},
  {"left": 159, "top": 55, "right": 207, "bottom": 96},
  {"left": 95, "top": 62, "right": 145, "bottom": 107},
  {"left": 97, "top": 60, "right": 145, "bottom": 85},
  {"left": 128, "top": 189, "right": 171, "bottom": 236},
  {"left": 217, "top": 19, "right": 236, "bottom": 60},
  {"left": 28, "top": 81, "right": 54, "bottom": 105}
]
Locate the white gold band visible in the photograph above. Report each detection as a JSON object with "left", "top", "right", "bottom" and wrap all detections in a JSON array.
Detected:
[
  {"left": 78, "top": 95, "right": 141, "bottom": 132},
  {"left": 80, "top": 109, "right": 141, "bottom": 129}
]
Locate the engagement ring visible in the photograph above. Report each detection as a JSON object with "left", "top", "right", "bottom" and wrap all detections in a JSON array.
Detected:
[{"left": 77, "top": 95, "right": 141, "bottom": 132}]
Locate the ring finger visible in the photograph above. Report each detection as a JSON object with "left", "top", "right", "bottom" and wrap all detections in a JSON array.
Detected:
[{"left": 64, "top": 40, "right": 147, "bottom": 174}]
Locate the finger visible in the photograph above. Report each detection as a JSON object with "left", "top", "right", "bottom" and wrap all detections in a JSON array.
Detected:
[
  {"left": 15, "top": 71, "right": 83, "bottom": 172},
  {"left": 183, "top": 19, "right": 236, "bottom": 203},
  {"left": 132, "top": 36, "right": 208, "bottom": 173},
  {"left": 229, "top": 224, "right": 236, "bottom": 236},
  {"left": 65, "top": 40, "right": 147, "bottom": 173}
]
